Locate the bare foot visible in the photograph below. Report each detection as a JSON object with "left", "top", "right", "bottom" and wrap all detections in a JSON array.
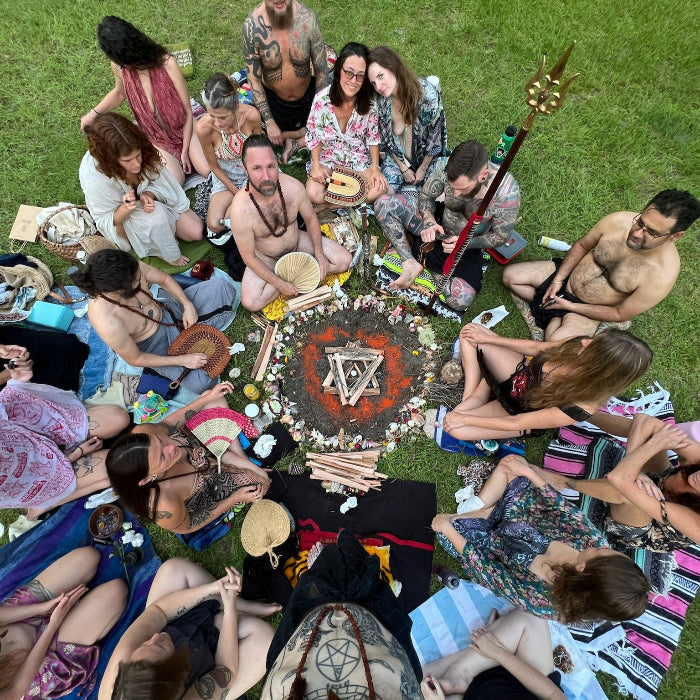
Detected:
[
  {"left": 281, "top": 138, "right": 302, "bottom": 165},
  {"left": 236, "top": 599, "right": 283, "bottom": 617},
  {"left": 388, "top": 258, "right": 424, "bottom": 290},
  {"left": 163, "top": 254, "right": 190, "bottom": 266}
]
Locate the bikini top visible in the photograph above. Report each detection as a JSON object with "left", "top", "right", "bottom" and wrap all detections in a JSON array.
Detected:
[{"left": 215, "top": 129, "right": 246, "bottom": 161}]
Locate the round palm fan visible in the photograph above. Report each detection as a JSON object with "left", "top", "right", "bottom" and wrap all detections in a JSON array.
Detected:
[
  {"left": 274, "top": 252, "right": 321, "bottom": 293},
  {"left": 185, "top": 407, "right": 242, "bottom": 472},
  {"left": 168, "top": 324, "right": 230, "bottom": 378},
  {"left": 324, "top": 166, "right": 368, "bottom": 207}
]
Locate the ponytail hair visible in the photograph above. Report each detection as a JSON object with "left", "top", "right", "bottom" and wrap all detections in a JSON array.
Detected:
[
  {"left": 70, "top": 249, "right": 139, "bottom": 297},
  {"left": 201, "top": 72, "right": 239, "bottom": 112}
]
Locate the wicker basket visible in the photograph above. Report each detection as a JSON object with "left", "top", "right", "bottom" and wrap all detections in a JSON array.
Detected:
[{"left": 37, "top": 204, "right": 116, "bottom": 261}]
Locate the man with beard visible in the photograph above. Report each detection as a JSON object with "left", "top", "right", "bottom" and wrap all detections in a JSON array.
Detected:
[
  {"left": 242, "top": 0, "right": 330, "bottom": 164},
  {"left": 375, "top": 140, "right": 521, "bottom": 311},
  {"left": 73, "top": 250, "right": 237, "bottom": 394},
  {"left": 503, "top": 189, "right": 700, "bottom": 340},
  {"left": 230, "top": 135, "right": 351, "bottom": 311}
]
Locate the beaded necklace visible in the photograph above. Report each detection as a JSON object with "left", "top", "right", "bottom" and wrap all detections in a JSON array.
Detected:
[{"left": 246, "top": 181, "right": 289, "bottom": 237}]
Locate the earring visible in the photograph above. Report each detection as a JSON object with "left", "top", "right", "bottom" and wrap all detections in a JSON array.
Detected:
[{"left": 151, "top": 474, "right": 158, "bottom": 482}]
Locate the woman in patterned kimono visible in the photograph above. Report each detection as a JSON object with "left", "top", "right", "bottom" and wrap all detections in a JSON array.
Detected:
[
  {"left": 368, "top": 45, "right": 448, "bottom": 195},
  {"left": 432, "top": 455, "right": 649, "bottom": 623}
]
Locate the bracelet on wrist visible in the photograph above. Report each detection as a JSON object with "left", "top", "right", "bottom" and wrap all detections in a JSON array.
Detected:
[{"left": 93, "top": 108, "right": 101, "bottom": 116}]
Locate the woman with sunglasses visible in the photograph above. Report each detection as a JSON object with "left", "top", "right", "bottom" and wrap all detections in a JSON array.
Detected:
[{"left": 305, "top": 42, "right": 388, "bottom": 209}]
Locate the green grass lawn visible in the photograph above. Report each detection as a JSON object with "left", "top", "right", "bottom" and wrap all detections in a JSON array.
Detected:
[{"left": 1, "top": 0, "right": 698, "bottom": 697}]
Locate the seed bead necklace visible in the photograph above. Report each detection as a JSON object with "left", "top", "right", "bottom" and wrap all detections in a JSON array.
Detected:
[{"left": 246, "top": 181, "right": 289, "bottom": 237}]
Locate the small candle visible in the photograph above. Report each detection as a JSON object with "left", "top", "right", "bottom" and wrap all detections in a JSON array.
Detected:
[
  {"left": 244, "top": 403, "right": 260, "bottom": 418},
  {"left": 243, "top": 383, "right": 260, "bottom": 401}
]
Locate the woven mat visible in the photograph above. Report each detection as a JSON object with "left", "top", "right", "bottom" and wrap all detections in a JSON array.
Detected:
[{"left": 135, "top": 238, "right": 212, "bottom": 273}]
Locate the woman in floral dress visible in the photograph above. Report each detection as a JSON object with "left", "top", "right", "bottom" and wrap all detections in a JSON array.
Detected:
[{"left": 305, "top": 42, "right": 388, "bottom": 208}]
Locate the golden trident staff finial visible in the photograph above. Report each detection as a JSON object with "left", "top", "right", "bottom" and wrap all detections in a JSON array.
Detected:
[
  {"left": 422, "top": 42, "right": 579, "bottom": 314},
  {"left": 524, "top": 41, "right": 579, "bottom": 125}
]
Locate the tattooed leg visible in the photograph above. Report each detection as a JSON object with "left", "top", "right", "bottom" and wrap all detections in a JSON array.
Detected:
[
  {"left": 442, "top": 277, "right": 477, "bottom": 311},
  {"left": 374, "top": 194, "right": 427, "bottom": 289},
  {"left": 26, "top": 451, "right": 110, "bottom": 519}
]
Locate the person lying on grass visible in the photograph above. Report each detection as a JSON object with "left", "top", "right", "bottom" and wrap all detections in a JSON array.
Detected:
[
  {"left": 106, "top": 382, "right": 270, "bottom": 534},
  {"left": 431, "top": 455, "right": 650, "bottom": 622},
  {"left": 537, "top": 413, "right": 700, "bottom": 554},
  {"left": 0, "top": 348, "right": 129, "bottom": 517},
  {"left": 440, "top": 324, "right": 652, "bottom": 442},
  {"left": 100, "top": 558, "right": 279, "bottom": 700},
  {"left": 0, "top": 547, "right": 126, "bottom": 700},
  {"left": 421, "top": 609, "right": 566, "bottom": 700}
]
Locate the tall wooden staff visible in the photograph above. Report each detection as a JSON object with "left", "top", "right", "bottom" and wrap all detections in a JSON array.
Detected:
[{"left": 422, "top": 42, "right": 579, "bottom": 313}]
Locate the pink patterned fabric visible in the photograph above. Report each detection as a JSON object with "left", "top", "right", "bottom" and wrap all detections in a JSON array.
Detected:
[
  {"left": 122, "top": 64, "right": 187, "bottom": 160},
  {"left": 1, "top": 584, "right": 100, "bottom": 699},
  {"left": 305, "top": 86, "right": 380, "bottom": 171},
  {"left": 0, "top": 381, "right": 87, "bottom": 509}
]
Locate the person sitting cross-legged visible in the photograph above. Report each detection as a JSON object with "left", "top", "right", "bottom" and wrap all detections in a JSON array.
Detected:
[{"left": 99, "top": 558, "right": 279, "bottom": 700}]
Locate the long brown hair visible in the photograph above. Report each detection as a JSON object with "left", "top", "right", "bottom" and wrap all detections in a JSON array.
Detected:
[
  {"left": 550, "top": 553, "right": 649, "bottom": 623},
  {"left": 106, "top": 431, "right": 156, "bottom": 523},
  {"left": 665, "top": 464, "right": 700, "bottom": 514},
  {"left": 330, "top": 42, "right": 372, "bottom": 115},
  {"left": 526, "top": 329, "right": 653, "bottom": 410},
  {"left": 0, "top": 649, "right": 28, "bottom": 692},
  {"left": 86, "top": 112, "right": 161, "bottom": 182},
  {"left": 112, "top": 644, "right": 191, "bottom": 699},
  {"left": 368, "top": 46, "right": 422, "bottom": 125}
]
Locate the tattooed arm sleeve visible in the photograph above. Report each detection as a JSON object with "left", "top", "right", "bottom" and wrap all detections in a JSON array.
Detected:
[
  {"left": 417, "top": 169, "right": 445, "bottom": 221},
  {"left": 466, "top": 173, "right": 521, "bottom": 249},
  {"left": 309, "top": 14, "right": 330, "bottom": 90},
  {"left": 242, "top": 17, "right": 272, "bottom": 122}
]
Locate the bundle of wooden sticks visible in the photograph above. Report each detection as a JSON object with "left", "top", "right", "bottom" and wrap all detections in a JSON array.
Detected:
[
  {"left": 306, "top": 450, "right": 386, "bottom": 492},
  {"left": 284, "top": 284, "right": 333, "bottom": 313}
]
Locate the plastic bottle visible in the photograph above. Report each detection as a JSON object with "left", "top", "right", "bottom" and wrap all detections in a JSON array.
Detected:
[
  {"left": 537, "top": 236, "right": 572, "bottom": 252},
  {"left": 490, "top": 125, "right": 517, "bottom": 165},
  {"left": 434, "top": 565, "right": 460, "bottom": 589}
]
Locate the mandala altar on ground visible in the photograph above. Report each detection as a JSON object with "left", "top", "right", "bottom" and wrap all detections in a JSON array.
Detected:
[{"left": 258, "top": 292, "right": 443, "bottom": 449}]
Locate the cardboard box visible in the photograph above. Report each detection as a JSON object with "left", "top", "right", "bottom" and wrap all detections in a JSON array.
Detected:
[{"left": 27, "top": 301, "right": 74, "bottom": 331}]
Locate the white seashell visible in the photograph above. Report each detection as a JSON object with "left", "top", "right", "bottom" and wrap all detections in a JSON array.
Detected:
[
  {"left": 274, "top": 252, "right": 321, "bottom": 293},
  {"left": 386, "top": 441, "right": 396, "bottom": 453},
  {"left": 400, "top": 423, "right": 409, "bottom": 433},
  {"left": 389, "top": 422, "right": 398, "bottom": 432},
  {"left": 229, "top": 367, "right": 241, "bottom": 379}
]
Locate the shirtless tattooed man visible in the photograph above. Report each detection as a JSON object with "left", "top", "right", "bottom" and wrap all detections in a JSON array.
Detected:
[
  {"left": 73, "top": 250, "right": 237, "bottom": 394},
  {"left": 504, "top": 189, "right": 700, "bottom": 340},
  {"left": 230, "top": 135, "right": 351, "bottom": 311},
  {"left": 242, "top": 0, "right": 330, "bottom": 163}
]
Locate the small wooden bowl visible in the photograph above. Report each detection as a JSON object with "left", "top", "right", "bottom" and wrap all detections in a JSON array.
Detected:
[{"left": 88, "top": 504, "right": 124, "bottom": 541}]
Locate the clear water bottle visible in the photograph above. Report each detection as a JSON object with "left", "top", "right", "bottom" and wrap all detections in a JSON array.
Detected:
[{"left": 434, "top": 565, "right": 460, "bottom": 589}]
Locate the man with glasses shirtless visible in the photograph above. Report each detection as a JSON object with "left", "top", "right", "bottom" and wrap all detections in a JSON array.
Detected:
[
  {"left": 503, "top": 189, "right": 699, "bottom": 340},
  {"left": 242, "top": 0, "right": 330, "bottom": 164}
]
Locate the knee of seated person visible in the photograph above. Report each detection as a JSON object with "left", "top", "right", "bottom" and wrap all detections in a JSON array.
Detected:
[
  {"left": 75, "top": 546, "right": 101, "bottom": 571},
  {"left": 104, "top": 578, "right": 128, "bottom": 606},
  {"left": 373, "top": 194, "right": 395, "bottom": 216},
  {"left": 443, "top": 277, "right": 476, "bottom": 311},
  {"left": 501, "top": 264, "right": 517, "bottom": 287}
]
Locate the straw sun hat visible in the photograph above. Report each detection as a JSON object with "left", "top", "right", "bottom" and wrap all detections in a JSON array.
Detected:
[{"left": 240, "top": 500, "right": 291, "bottom": 568}]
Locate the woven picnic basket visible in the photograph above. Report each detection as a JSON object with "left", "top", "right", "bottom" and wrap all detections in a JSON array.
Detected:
[{"left": 37, "top": 204, "right": 116, "bottom": 261}]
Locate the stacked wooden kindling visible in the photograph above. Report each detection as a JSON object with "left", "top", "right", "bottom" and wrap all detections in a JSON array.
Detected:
[
  {"left": 284, "top": 285, "right": 333, "bottom": 313},
  {"left": 323, "top": 343, "right": 384, "bottom": 406},
  {"left": 306, "top": 450, "right": 386, "bottom": 492},
  {"left": 250, "top": 322, "right": 278, "bottom": 382}
]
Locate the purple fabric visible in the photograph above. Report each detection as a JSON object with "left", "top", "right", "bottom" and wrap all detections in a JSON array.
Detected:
[{"left": 2, "top": 586, "right": 99, "bottom": 699}]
